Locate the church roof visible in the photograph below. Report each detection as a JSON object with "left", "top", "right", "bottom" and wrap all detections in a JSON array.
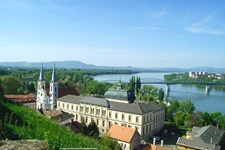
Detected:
[
  {"left": 51, "top": 63, "right": 57, "bottom": 82},
  {"left": 46, "top": 87, "right": 79, "bottom": 98},
  {"left": 38, "top": 63, "right": 45, "bottom": 81}
]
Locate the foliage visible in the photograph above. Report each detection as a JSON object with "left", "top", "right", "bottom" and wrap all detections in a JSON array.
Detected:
[
  {"left": 100, "top": 135, "right": 120, "bottom": 150},
  {"left": 1, "top": 75, "right": 21, "bottom": 94},
  {"left": 158, "top": 88, "right": 164, "bottom": 101},
  {"left": 136, "top": 76, "right": 141, "bottom": 93},
  {"left": 0, "top": 97, "right": 113, "bottom": 149},
  {"left": 129, "top": 76, "right": 135, "bottom": 94},
  {"left": 0, "top": 79, "right": 4, "bottom": 96}
]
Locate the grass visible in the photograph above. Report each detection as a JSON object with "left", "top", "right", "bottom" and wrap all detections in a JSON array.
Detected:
[{"left": 0, "top": 97, "right": 112, "bottom": 150}]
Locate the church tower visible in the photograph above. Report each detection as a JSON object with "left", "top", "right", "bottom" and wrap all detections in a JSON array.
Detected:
[
  {"left": 49, "top": 63, "right": 58, "bottom": 109},
  {"left": 36, "top": 63, "right": 46, "bottom": 110}
]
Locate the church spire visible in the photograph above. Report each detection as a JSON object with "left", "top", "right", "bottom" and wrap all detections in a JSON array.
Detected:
[
  {"left": 39, "top": 63, "right": 44, "bottom": 81},
  {"left": 51, "top": 63, "right": 57, "bottom": 82}
]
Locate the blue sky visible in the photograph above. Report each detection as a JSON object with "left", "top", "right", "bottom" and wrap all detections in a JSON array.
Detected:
[{"left": 0, "top": 0, "right": 225, "bottom": 68}]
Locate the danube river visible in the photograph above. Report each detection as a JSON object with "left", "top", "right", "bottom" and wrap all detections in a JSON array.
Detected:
[{"left": 93, "top": 72, "right": 225, "bottom": 114}]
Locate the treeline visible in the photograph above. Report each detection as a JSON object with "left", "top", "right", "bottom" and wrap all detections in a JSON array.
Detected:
[
  {"left": 164, "top": 73, "right": 225, "bottom": 90},
  {"left": 165, "top": 99, "right": 225, "bottom": 131}
]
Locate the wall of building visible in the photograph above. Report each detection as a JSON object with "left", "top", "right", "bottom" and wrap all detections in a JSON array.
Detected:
[{"left": 57, "top": 100, "right": 165, "bottom": 141}]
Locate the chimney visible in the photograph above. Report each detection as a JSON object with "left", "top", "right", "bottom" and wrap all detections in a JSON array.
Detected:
[
  {"left": 161, "top": 140, "right": 164, "bottom": 147},
  {"left": 153, "top": 138, "right": 156, "bottom": 145},
  {"left": 215, "top": 131, "right": 217, "bottom": 135},
  {"left": 210, "top": 137, "right": 213, "bottom": 144}
]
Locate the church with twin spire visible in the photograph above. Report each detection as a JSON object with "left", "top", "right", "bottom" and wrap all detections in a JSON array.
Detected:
[{"left": 36, "top": 64, "right": 58, "bottom": 110}]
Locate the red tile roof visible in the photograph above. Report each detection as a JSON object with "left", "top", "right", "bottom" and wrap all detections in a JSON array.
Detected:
[
  {"left": 107, "top": 124, "right": 138, "bottom": 143},
  {"left": 46, "top": 87, "right": 79, "bottom": 98},
  {"left": 5, "top": 93, "right": 36, "bottom": 103}
]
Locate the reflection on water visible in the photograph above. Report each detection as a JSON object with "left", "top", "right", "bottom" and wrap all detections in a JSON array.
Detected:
[{"left": 93, "top": 72, "right": 225, "bottom": 114}]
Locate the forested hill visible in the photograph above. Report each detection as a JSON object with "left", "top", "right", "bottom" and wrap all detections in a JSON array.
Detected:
[
  {"left": 0, "top": 61, "right": 225, "bottom": 72},
  {"left": 0, "top": 61, "right": 142, "bottom": 70}
]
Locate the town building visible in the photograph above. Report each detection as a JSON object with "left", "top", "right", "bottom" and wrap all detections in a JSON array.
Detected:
[
  {"left": 36, "top": 64, "right": 79, "bottom": 111},
  {"left": 57, "top": 84, "right": 165, "bottom": 141},
  {"left": 36, "top": 63, "right": 58, "bottom": 110},
  {"left": 107, "top": 124, "right": 140, "bottom": 150},
  {"left": 4, "top": 93, "right": 36, "bottom": 109},
  {"left": 176, "top": 125, "right": 225, "bottom": 150}
]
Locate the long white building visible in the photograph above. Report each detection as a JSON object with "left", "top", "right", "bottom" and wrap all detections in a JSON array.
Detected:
[{"left": 57, "top": 84, "right": 165, "bottom": 141}]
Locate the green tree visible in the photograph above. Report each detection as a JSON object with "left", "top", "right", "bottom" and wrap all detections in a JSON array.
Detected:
[
  {"left": 167, "top": 100, "right": 179, "bottom": 121},
  {"left": 218, "top": 114, "right": 225, "bottom": 130},
  {"left": 179, "top": 100, "right": 195, "bottom": 114},
  {"left": 210, "top": 112, "right": 222, "bottom": 126},
  {"left": 0, "top": 79, "right": 4, "bottom": 97},
  {"left": 129, "top": 76, "right": 135, "bottom": 94},
  {"left": 100, "top": 135, "right": 120, "bottom": 150},
  {"left": 174, "top": 111, "right": 186, "bottom": 126},
  {"left": 87, "top": 121, "right": 99, "bottom": 139},
  {"left": 202, "top": 112, "right": 211, "bottom": 126},
  {"left": 136, "top": 76, "right": 141, "bottom": 94},
  {"left": 158, "top": 88, "right": 164, "bottom": 101},
  {"left": 1, "top": 76, "right": 21, "bottom": 94}
]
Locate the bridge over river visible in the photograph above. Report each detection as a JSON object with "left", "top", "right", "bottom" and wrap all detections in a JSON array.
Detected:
[{"left": 101, "top": 78, "right": 225, "bottom": 93}]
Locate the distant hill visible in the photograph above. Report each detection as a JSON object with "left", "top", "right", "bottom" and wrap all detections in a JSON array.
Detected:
[{"left": 0, "top": 61, "right": 224, "bottom": 72}]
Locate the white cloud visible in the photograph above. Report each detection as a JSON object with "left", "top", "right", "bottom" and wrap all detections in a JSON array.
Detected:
[
  {"left": 149, "top": 6, "right": 168, "bottom": 19},
  {"left": 185, "top": 15, "right": 225, "bottom": 35}
]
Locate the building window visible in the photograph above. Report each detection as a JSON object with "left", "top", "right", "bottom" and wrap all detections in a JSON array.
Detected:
[
  {"left": 115, "top": 113, "right": 118, "bottom": 119},
  {"left": 67, "top": 104, "right": 69, "bottom": 109},
  {"left": 80, "top": 106, "right": 84, "bottom": 112},
  {"left": 109, "top": 121, "right": 112, "bottom": 127},
  {"left": 71, "top": 105, "right": 73, "bottom": 110},
  {"left": 129, "top": 115, "right": 132, "bottom": 122},
  {"left": 55, "top": 87, "right": 57, "bottom": 92},
  {"left": 85, "top": 117, "right": 88, "bottom": 123},
  {"left": 136, "top": 116, "right": 139, "bottom": 123},
  {"left": 122, "top": 114, "right": 125, "bottom": 120},
  {"left": 63, "top": 103, "right": 64, "bottom": 108},
  {"left": 91, "top": 108, "right": 94, "bottom": 114},
  {"left": 76, "top": 106, "right": 78, "bottom": 111},
  {"left": 97, "top": 119, "right": 99, "bottom": 125},
  {"left": 102, "top": 120, "right": 105, "bottom": 127},
  {"left": 102, "top": 110, "right": 106, "bottom": 116},
  {"left": 96, "top": 109, "right": 100, "bottom": 115},
  {"left": 85, "top": 107, "right": 89, "bottom": 113},
  {"left": 58, "top": 102, "right": 60, "bottom": 108},
  {"left": 109, "top": 112, "right": 111, "bottom": 118}
]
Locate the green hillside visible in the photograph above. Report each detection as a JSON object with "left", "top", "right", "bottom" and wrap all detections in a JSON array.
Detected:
[{"left": 0, "top": 97, "right": 111, "bottom": 150}]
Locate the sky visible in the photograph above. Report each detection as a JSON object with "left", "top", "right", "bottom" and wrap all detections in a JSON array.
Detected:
[{"left": 0, "top": 0, "right": 225, "bottom": 68}]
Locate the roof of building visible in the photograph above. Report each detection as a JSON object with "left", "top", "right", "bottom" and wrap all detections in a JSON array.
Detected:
[
  {"left": 109, "top": 100, "right": 164, "bottom": 115},
  {"left": 50, "top": 63, "right": 57, "bottom": 82},
  {"left": 104, "top": 84, "right": 135, "bottom": 103},
  {"left": 39, "top": 63, "right": 44, "bottom": 81},
  {"left": 41, "top": 109, "right": 73, "bottom": 123},
  {"left": 57, "top": 95, "right": 110, "bottom": 107},
  {"left": 177, "top": 125, "right": 225, "bottom": 150},
  {"left": 142, "top": 144, "right": 170, "bottom": 150},
  {"left": 46, "top": 87, "right": 80, "bottom": 98},
  {"left": 4, "top": 93, "right": 36, "bottom": 103},
  {"left": 57, "top": 95, "right": 164, "bottom": 115},
  {"left": 107, "top": 124, "right": 140, "bottom": 143}
]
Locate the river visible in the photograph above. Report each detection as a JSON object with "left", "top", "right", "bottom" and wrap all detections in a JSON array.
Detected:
[{"left": 93, "top": 72, "right": 225, "bottom": 114}]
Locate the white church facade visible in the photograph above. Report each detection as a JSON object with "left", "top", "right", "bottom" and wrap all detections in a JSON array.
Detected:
[{"left": 36, "top": 64, "right": 58, "bottom": 110}]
